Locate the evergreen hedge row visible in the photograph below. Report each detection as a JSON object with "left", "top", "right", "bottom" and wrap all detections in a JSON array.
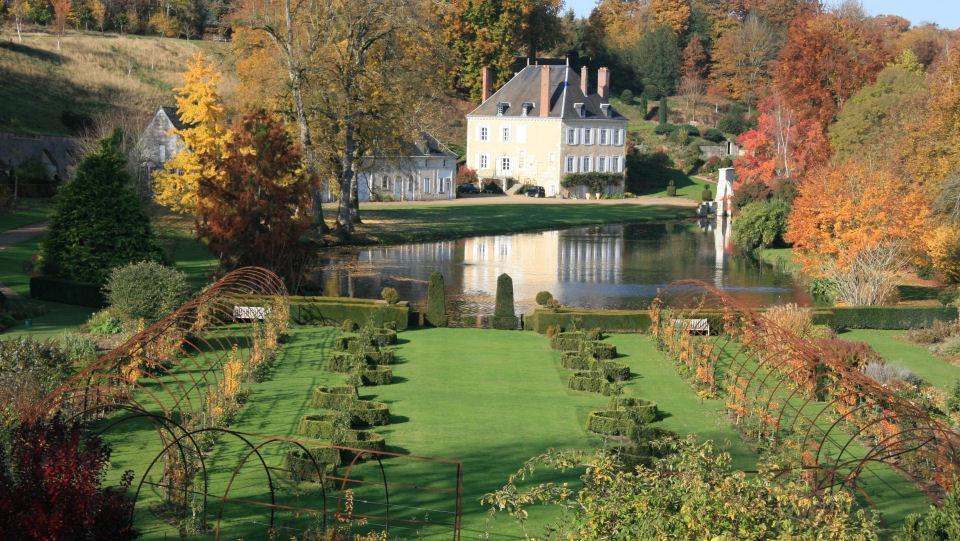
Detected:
[
  {"left": 361, "top": 367, "right": 393, "bottom": 386},
  {"left": 567, "top": 371, "right": 620, "bottom": 395},
  {"left": 608, "top": 397, "right": 659, "bottom": 424},
  {"left": 283, "top": 449, "right": 338, "bottom": 483},
  {"left": 588, "top": 341, "right": 618, "bottom": 360},
  {"left": 351, "top": 400, "right": 391, "bottom": 426},
  {"left": 29, "top": 276, "right": 106, "bottom": 308},
  {"left": 310, "top": 385, "right": 359, "bottom": 410},
  {"left": 550, "top": 331, "right": 586, "bottom": 350},
  {"left": 586, "top": 410, "right": 639, "bottom": 436},
  {"left": 560, "top": 352, "right": 629, "bottom": 380}
]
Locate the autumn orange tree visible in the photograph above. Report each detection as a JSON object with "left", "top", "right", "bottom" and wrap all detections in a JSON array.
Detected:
[
  {"left": 709, "top": 14, "right": 780, "bottom": 106},
  {"left": 786, "top": 159, "right": 929, "bottom": 303},
  {"left": 651, "top": 0, "right": 690, "bottom": 35},
  {"left": 195, "top": 109, "right": 317, "bottom": 283},
  {"left": 153, "top": 52, "right": 229, "bottom": 214},
  {"left": 904, "top": 40, "right": 960, "bottom": 188},
  {"left": 774, "top": 10, "right": 889, "bottom": 131},
  {"left": 734, "top": 93, "right": 828, "bottom": 187}
]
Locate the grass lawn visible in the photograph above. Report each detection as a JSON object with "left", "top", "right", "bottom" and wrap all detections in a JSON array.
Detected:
[
  {"left": 100, "top": 325, "right": 771, "bottom": 539},
  {"left": 842, "top": 329, "right": 960, "bottom": 392},
  {"left": 0, "top": 198, "right": 53, "bottom": 233},
  {"left": 642, "top": 174, "right": 713, "bottom": 200},
  {"left": 328, "top": 202, "right": 692, "bottom": 246}
]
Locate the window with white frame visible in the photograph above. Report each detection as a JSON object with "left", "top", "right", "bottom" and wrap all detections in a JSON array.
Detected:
[
  {"left": 479, "top": 126, "right": 489, "bottom": 141},
  {"left": 500, "top": 156, "right": 511, "bottom": 173},
  {"left": 158, "top": 145, "right": 166, "bottom": 162},
  {"left": 582, "top": 127, "right": 593, "bottom": 145},
  {"left": 567, "top": 127, "right": 578, "bottom": 145},
  {"left": 380, "top": 176, "right": 389, "bottom": 190},
  {"left": 479, "top": 154, "right": 489, "bottom": 169},
  {"left": 613, "top": 128, "right": 623, "bottom": 146},
  {"left": 581, "top": 156, "right": 591, "bottom": 172},
  {"left": 441, "top": 178, "right": 450, "bottom": 193},
  {"left": 565, "top": 155, "right": 576, "bottom": 173},
  {"left": 599, "top": 129, "right": 608, "bottom": 145},
  {"left": 502, "top": 126, "right": 511, "bottom": 142},
  {"left": 612, "top": 155, "right": 622, "bottom": 172},
  {"left": 598, "top": 156, "right": 607, "bottom": 172},
  {"left": 422, "top": 177, "right": 431, "bottom": 193}
]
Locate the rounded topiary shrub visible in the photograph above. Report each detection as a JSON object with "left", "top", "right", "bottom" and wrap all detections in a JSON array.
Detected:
[
  {"left": 568, "top": 371, "right": 610, "bottom": 394},
  {"left": 284, "top": 449, "right": 338, "bottom": 482},
  {"left": 361, "top": 367, "right": 393, "bottom": 386},
  {"left": 310, "top": 385, "right": 359, "bottom": 410},
  {"left": 586, "top": 410, "right": 637, "bottom": 436},
  {"left": 298, "top": 411, "right": 349, "bottom": 438},
  {"left": 371, "top": 328, "right": 398, "bottom": 347},
  {"left": 492, "top": 273, "right": 518, "bottom": 330},
  {"left": 104, "top": 261, "right": 189, "bottom": 323},
  {"left": 426, "top": 272, "right": 447, "bottom": 327},
  {"left": 608, "top": 397, "right": 659, "bottom": 424},
  {"left": 588, "top": 341, "right": 618, "bottom": 360},
  {"left": 337, "top": 430, "right": 388, "bottom": 462},
  {"left": 370, "top": 348, "right": 396, "bottom": 366},
  {"left": 701, "top": 188, "right": 713, "bottom": 202},
  {"left": 535, "top": 291, "right": 554, "bottom": 306},
  {"left": 560, "top": 351, "right": 594, "bottom": 370},
  {"left": 328, "top": 351, "right": 366, "bottom": 373},
  {"left": 597, "top": 360, "right": 630, "bottom": 381},
  {"left": 381, "top": 287, "right": 400, "bottom": 305},
  {"left": 550, "top": 331, "right": 585, "bottom": 351},
  {"left": 350, "top": 400, "right": 391, "bottom": 426}
]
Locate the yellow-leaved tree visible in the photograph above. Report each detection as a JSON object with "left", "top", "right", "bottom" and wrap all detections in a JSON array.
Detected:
[{"left": 153, "top": 52, "right": 229, "bottom": 214}]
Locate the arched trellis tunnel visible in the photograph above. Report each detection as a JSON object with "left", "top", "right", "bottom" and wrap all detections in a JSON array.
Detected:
[
  {"left": 652, "top": 280, "right": 960, "bottom": 502},
  {"left": 30, "top": 267, "right": 465, "bottom": 539}
]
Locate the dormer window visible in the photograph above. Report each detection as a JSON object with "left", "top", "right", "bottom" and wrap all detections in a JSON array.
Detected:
[
  {"left": 600, "top": 103, "right": 611, "bottom": 118},
  {"left": 573, "top": 103, "right": 585, "bottom": 118},
  {"left": 521, "top": 101, "right": 534, "bottom": 116},
  {"left": 497, "top": 102, "right": 510, "bottom": 116}
]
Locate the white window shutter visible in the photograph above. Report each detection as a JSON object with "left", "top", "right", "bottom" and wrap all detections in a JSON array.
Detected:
[{"left": 517, "top": 125, "right": 527, "bottom": 144}]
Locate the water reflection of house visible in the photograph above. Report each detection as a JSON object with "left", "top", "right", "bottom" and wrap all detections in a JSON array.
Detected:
[
  {"left": 461, "top": 231, "right": 560, "bottom": 297},
  {"left": 557, "top": 226, "right": 623, "bottom": 284}
]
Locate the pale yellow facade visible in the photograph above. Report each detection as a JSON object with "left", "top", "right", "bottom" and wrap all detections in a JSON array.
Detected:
[{"left": 465, "top": 115, "right": 628, "bottom": 197}]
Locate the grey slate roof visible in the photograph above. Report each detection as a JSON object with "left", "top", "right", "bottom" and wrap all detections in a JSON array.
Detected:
[
  {"left": 160, "top": 106, "right": 193, "bottom": 130},
  {"left": 403, "top": 132, "right": 458, "bottom": 158},
  {"left": 467, "top": 65, "right": 626, "bottom": 120}
]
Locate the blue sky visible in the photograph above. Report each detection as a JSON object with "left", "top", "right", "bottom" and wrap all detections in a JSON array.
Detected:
[{"left": 564, "top": 0, "right": 960, "bottom": 29}]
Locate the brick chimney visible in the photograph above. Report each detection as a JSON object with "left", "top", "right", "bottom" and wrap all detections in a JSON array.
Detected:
[
  {"left": 598, "top": 67, "right": 610, "bottom": 102},
  {"left": 539, "top": 64, "right": 551, "bottom": 117},
  {"left": 580, "top": 65, "right": 589, "bottom": 96},
  {"left": 481, "top": 66, "right": 494, "bottom": 103}
]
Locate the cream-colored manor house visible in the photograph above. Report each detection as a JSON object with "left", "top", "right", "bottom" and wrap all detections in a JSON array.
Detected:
[{"left": 465, "top": 62, "right": 629, "bottom": 197}]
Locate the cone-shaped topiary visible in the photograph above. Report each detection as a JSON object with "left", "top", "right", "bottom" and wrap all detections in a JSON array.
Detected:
[
  {"left": 659, "top": 97, "right": 669, "bottom": 124},
  {"left": 426, "top": 271, "right": 447, "bottom": 327},
  {"left": 492, "top": 273, "right": 518, "bottom": 329},
  {"left": 42, "top": 130, "right": 164, "bottom": 284},
  {"left": 666, "top": 179, "right": 677, "bottom": 197}
]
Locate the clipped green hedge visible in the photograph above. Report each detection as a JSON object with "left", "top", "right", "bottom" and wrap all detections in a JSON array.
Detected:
[
  {"left": 609, "top": 397, "right": 659, "bottom": 424},
  {"left": 567, "top": 371, "right": 619, "bottom": 395},
  {"left": 289, "top": 296, "right": 409, "bottom": 329},
  {"left": 310, "top": 385, "right": 359, "bottom": 410},
  {"left": 551, "top": 331, "right": 586, "bottom": 350},
  {"left": 586, "top": 410, "right": 637, "bottom": 436},
  {"left": 529, "top": 309, "right": 652, "bottom": 334},
  {"left": 298, "top": 412, "right": 348, "bottom": 439},
  {"left": 284, "top": 449, "right": 338, "bottom": 482},
  {"left": 328, "top": 351, "right": 365, "bottom": 372},
  {"left": 351, "top": 400, "right": 391, "bottom": 426},
  {"left": 371, "top": 328, "right": 398, "bottom": 346},
  {"left": 560, "top": 351, "right": 594, "bottom": 370},
  {"left": 815, "top": 306, "right": 959, "bottom": 330},
  {"left": 588, "top": 341, "right": 618, "bottom": 360},
  {"left": 361, "top": 367, "right": 393, "bottom": 386},
  {"left": 597, "top": 359, "right": 630, "bottom": 381},
  {"left": 337, "top": 430, "right": 387, "bottom": 462},
  {"left": 30, "top": 276, "right": 106, "bottom": 308}
]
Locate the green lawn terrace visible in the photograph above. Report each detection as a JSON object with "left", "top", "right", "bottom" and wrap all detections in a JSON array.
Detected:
[{"left": 94, "top": 321, "right": 765, "bottom": 539}]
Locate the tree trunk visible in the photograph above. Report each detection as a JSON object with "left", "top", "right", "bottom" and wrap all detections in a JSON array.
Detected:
[
  {"left": 349, "top": 168, "right": 361, "bottom": 224},
  {"left": 337, "top": 122, "right": 356, "bottom": 235},
  {"left": 16, "top": 20, "right": 22, "bottom": 43}
]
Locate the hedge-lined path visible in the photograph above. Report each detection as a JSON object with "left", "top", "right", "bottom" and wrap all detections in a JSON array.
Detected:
[
  {"left": 0, "top": 220, "right": 47, "bottom": 299},
  {"left": 606, "top": 334, "right": 758, "bottom": 470}
]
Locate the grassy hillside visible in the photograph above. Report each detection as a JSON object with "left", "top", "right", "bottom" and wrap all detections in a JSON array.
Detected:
[{"left": 0, "top": 31, "right": 231, "bottom": 136}]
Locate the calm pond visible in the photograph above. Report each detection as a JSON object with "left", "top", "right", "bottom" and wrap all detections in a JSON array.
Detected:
[{"left": 317, "top": 219, "right": 810, "bottom": 321}]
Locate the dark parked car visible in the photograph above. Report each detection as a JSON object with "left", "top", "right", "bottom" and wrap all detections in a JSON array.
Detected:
[
  {"left": 526, "top": 186, "right": 545, "bottom": 198},
  {"left": 481, "top": 183, "right": 504, "bottom": 194},
  {"left": 457, "top": 183, "right": 479, "bottom": 195}
]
